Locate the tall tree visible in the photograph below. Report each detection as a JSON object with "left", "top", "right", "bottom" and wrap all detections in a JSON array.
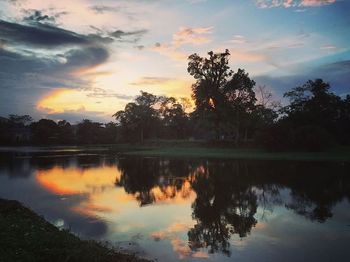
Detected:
[
  {"left": 113, "top": 91, "right": 159, "bottom": 143},
  {"left": 188, "top": 50, "right": 257, "bottom": 143}
]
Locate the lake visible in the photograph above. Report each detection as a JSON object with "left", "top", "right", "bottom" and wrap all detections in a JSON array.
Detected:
[{"left": 0, "top": 148, "right": 349, "bottom": 261}]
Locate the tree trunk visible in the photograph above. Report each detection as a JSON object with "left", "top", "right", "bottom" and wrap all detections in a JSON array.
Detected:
[
  {"left": 140, "top": 127, "right": 144, "bottom": 144},
  {"left": 235, "top": 111, "right": 240, "bottom": 146}
]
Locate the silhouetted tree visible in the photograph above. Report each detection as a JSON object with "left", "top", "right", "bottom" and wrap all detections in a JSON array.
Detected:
[
  {"left": 57, "top": 120, "right": 75, "bottom": 144},
  {"left": 114, "top": 91, "right": 160, "bottom": 143},
  {"left": 188, "top": 50, "right": 258, "bottom": 143},
  {"left": 262, "top": 79, "right": 347, "bottom": 151},
  {"left": 159, "top": 96, "right": 189, "bottom": 139},
  {"left": 77, "top": 119, "right": 104, "bottom": 144},
  {"left": 30, "top": 119, "right": 60, "bottom": 144}
]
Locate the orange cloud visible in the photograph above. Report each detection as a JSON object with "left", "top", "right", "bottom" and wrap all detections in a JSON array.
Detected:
[
  {"left": 37, "top": 88, "right": 126, "bottom": 116},
  {"left": 173, "top": 26, "right": 213, "bottom": 47},
  {"left": 230, "top": 49, "right": 266, "bottom": 62},
  {"left": 151, "top": 26, "right": 213, "bottom": 61}
]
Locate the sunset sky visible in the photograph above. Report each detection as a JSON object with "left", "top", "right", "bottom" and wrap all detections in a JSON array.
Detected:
[{"left": 0, "top": 0, "right": 349, "bottom": 122}]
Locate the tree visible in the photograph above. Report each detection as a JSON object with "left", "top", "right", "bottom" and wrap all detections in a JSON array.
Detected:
[
  {"left": 188, "top": 50, "right": 232, "bottom": 138},
  {"left": 188, "top": 50, "right": 257, "bottom": 143},
  {"left": 8, "top": 114, "right": 33, "bottom": 127},
  {"left": 158, "top": 96, "right": 189, "bottom": 139},
  {"left": 31, "top": 119, "right": 59, "bottom": 144},
  {"left": 224, "top": 69, "right": 256, "bottom": 144},
  {"left": 57, "top": 120, "right": 74, "bottom": 144},
  {"left": 263, "top": 79, "right": 345, "bottom": 151},
  {"left": 77, "top": 119, "right": 104, "bottom": 144},
  {"left": 114, "top": 91, "right": 160, "bottom": 143}
]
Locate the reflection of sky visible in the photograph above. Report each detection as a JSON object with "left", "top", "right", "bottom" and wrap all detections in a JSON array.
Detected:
[
  {"left": 0, "top": 0, "right": 349, "bottom": 121},
  {"left": 0, "top": 155, "right": 350, "bottom": 261}
]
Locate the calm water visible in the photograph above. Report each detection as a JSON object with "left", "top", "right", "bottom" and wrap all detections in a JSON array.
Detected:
[{"left": 0, "top": 149, "right": 350, "bottom": 261}]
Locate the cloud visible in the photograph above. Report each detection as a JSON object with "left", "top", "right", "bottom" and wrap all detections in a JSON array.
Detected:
[
  {"left": 130, "top": 76, "right": 175, "bottom": 86},
  {"left": 89, "top": 5, "right": 121, "bottom": 14},
  {"left": 0, "top": 13, "right": 147, "bottom": 120},
  {"left": 109, "top": 29, "right": 148, "bottom": 43},
  {"left": 23, "top": 9, "right": 56, "bottom": 23},
  {"left": 151, "top": 26, "right": 213, "bottom": 61},
  {"left": 230, "top": 49, "right": 266, "bottom": 62},
  {"left": 151, "top": 42, "right": 188, "bottom": 61},
  {"left": 173, "top": 26, "right": 213, "bottom": 47},
  {"left": 229, "top": 35, "right": 247, "bottom": 44},
  {"left": 0, "top": 19, "right": 113, "bottom": 48},
  {"left": 86, "top": 88, "right": 134, "bottom": 100},
  {"left": 255, "top": 0, "right": 336, "bottom": 8},
  {"left": 320, "top": 44, "right": 337, "bottom": 50}
]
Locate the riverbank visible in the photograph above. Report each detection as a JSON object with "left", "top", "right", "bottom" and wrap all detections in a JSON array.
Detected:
[
  {"left": 111, "top": 143, "right": 350, "bottom": 161},
  {"left": 1, "top": 142, "right": 350, "bottom": 161},
  {"left": 0, "top": 199, "right": 149, "bottom": 262}
]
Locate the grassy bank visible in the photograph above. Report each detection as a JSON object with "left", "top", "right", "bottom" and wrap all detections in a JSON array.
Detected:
[
  {"left": 1, "top": 142, "right": 350, "bottom": 161},
  {"left": 0, "top": 199, "right": 149, "bottom": 262},
  {"left": 109, "top": 142, "right": 350, "bottom": 161}
]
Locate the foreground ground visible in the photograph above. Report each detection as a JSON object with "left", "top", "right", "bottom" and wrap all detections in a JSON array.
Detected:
[{"left": 0, "top": 199, "right": 150, "bottom": 262}]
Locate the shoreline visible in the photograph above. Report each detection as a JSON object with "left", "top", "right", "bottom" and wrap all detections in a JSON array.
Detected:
[
  {"left": 1, "top": 143, "right": 350, "bottom": 162},
  {"left": 0, "top": 198, "right": 150, "bottom": 262}
]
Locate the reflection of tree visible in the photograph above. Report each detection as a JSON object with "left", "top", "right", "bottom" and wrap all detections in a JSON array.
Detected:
[
  {"left": 282, "top": 162, "right": 349, "bottom": 222},
  {"left": 188, "top": 161, "right": 257, "bottom": 256},
  {"left": 113, "top": 157, "right": 350, "bottom": 255},
  {"left": 115, "top": 157, "right": 193, "bottom": 206}
]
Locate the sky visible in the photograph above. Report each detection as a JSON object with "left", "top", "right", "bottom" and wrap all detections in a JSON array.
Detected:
[{"left": 0, "top": 0, "right": 349, "bottom": 123}]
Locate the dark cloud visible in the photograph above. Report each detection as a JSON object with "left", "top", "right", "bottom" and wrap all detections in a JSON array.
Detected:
[
  {"left": 109, "top": 29, "right": 148, "bottom": 43},
  {"left": 0, "top": 46, "right": 109, "bottom": 90},
  {"left": 23, "top": 10, "right": 56, "bottom": 23},
  {"left": 0, "top": 13, "right": 148, "bottom": 121},
  {"left": 0, "top": 19, "right": 112, "bottom": 48},
  {"left": 135, "top": 45, "right": 145, "bottom": 50}
]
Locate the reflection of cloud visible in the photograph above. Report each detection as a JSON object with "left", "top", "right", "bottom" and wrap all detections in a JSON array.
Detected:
[
  {"left": 36, "top": 166, "right": 120, "bottom": 195},
  {"left": 150, "top": 221, "right": 208, "bottom": 260},
  {"left": 35, "top": 165, "right": 137, "bottom": 218},
  {"left": 149, "top": 180, "right": 194, "bottom": 204}
]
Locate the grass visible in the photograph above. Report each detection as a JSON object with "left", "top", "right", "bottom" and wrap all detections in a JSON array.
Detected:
[
  {"left": 108, "top": 142, "right": 350, "bottom": 161},
  {"left": 2, "top": 141, "right": 350, "bottom": 161},
  {"left": 0, "top": 199, "right": 150, "bottom": 262}
]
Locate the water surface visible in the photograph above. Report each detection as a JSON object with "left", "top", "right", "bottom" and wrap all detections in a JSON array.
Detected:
[{"left": 0, "top": 150, "right": 349, "bottom": 261}]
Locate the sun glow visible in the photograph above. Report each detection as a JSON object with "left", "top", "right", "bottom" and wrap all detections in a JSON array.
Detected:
[{"left": 36, "top": 88, "right": 125, "bottom": 116}]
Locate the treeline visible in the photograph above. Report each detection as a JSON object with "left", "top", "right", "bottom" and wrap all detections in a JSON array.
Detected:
[
  {"left": 0, "top": 117, "right": 119, "bottom": 145},
  {"left": 1, "top": 50, "right": 349, "bottom": 150}
]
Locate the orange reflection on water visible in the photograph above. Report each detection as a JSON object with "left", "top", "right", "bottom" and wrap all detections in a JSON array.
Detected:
[
  {"left": 148, "top": 180, "right": 195, "bottom": 204},
  {"left": 36, "top": 166, "right": 120, "bottom": 195},
  {"left": 35, "top": 164, "right": 196, "bottom": 219}
]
